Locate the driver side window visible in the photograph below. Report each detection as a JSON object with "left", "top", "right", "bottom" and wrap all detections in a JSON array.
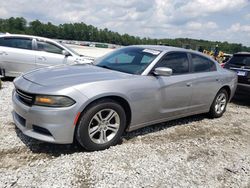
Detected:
[
  {"left": 155, "top": 52, "right": 189, "bottom": 75},
  {"left": 37, "top": 41, "right": 63, "bottom": 54}
]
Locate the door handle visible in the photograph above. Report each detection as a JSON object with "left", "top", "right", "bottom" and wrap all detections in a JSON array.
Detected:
[{"left": 186, "top": 82, "right": 192, "bottom": 87}]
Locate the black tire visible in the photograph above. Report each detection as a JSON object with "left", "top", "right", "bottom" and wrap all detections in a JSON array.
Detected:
[
  {"left": 76, "top": 99, "right": 126, "bottom": 151},
  {"left": 209, "top": 89, "right": 229, "bottom": 118}
]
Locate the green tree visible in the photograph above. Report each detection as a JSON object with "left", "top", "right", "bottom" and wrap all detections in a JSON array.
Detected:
[{"left": 0, "top": 17, "right": 249, "bottom": 53}]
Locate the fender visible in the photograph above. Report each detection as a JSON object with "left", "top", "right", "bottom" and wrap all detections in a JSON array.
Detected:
[{"left": 77, "top": 92, "right": 132, "bottom": 114}]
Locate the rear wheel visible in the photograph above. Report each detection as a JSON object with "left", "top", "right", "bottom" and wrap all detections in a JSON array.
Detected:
[
  {"left": 76, "top": 99, "right": 126, "bottom": 151},
  {"left": 209, "top": 89, "right": 229, "bottom": 118}
]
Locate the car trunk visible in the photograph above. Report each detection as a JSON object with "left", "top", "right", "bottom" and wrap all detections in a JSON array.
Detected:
[{"left": 224, "top": 54, "right": 250, "bottom": 85}]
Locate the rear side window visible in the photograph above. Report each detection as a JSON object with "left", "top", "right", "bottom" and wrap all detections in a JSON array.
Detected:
[
  {"left": 0, "top": 37, "right": 32, "bottom": 50},
  {"left": 156, "top": 52, "right": 189, "bottom": 75},
  {"left": 0, "top": 38, "right": 4, "bottom": 46},
  {"left": 37, "top": 41, "right": 63, "bottom": 54},
  {"left": 191, "top": 54, "right": 216, "bottom": 72},
  {"left": 228, "top": 55, "right": 250, "bottom": 66}
]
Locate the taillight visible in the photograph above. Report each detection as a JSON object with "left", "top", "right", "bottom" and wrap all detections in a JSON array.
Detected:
[{"left": 221, "top": 63, "right": 225, "bottom": 68}]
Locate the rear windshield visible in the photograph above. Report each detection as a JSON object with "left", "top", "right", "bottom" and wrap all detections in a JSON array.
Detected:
[{"left": 228, "top": 55, "right": 250, "bottom": 66}]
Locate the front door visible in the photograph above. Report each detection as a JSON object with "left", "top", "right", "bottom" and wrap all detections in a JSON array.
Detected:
[
  {"left": 34, "top": 40, "right": 70, "bottom": 68},
  {"left": 154, "top": 52, "right": 194, "bottom": 118}
]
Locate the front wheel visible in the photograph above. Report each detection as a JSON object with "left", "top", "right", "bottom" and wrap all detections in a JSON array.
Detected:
[
  {"left": 76, "top": 99, "right": 126, "bottom": 151},
  {"left": 209, "top": 89, "right": 229, "bottom": 118}
]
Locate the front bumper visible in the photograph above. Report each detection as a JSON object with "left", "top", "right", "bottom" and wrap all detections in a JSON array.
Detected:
[{"left": 12, "top": 90, "right": 79, "bottom": 144}]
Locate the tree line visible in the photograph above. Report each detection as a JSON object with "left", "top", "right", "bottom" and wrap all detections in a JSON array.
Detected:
[{"left": 0, "top": 17, "right": 249, "bottom": 54}]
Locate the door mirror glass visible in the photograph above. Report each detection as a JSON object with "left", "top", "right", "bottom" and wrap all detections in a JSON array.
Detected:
[
  {"left": 62, "top": 50, "right": 71, "bottom": 57},
  {"left": 154, "top": 67, "right": 173, "bottom": 76}
]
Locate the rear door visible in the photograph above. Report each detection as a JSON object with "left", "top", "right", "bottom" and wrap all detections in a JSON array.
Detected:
[
  {"left": 188, "top": 53, "right": 221, "bottom": 111},
  {"left": 0, "top": 37, "right": 36, "bottom": 77},
  {"left": 34, "top": 39, "right": 73, "bottom": 67}
]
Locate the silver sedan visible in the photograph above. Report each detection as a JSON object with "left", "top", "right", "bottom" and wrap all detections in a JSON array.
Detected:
[{"left": 12, "top": 45, "right": 237, "bottom": 151}]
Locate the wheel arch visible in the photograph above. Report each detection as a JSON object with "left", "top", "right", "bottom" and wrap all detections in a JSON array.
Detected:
[
  {"left": 209, "top": 85, "right": 232, "bottom": 110},
  {"left": 220, "top": 85, "right": 231, "bottom": 100},
  {"left": 75, "top": 94, "right": 132, "bottom": 132}
]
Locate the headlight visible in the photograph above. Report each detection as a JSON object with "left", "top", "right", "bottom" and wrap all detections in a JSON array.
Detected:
[{"left": 34, "top": 95, "right": 75, "bottom": 107}]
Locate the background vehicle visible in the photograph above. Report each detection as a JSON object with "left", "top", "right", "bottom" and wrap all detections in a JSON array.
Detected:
[
  {"left": 224, "top": 52, "right": 250, "bottom": 93},
  {"left": 12, "top": 46, "right": 237, "bottom": 151},
  {"left": 0, "top": 34, "right": 93, "bottom": 77}
]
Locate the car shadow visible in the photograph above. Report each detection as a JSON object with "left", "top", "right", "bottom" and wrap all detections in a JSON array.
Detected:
[
  {"left": 231, "top": 92, "right": 250, "bottom": 107},
  {"left": 14, "top": 113, "right": 207, "bottom": 156},
  {"left": 123, "top": 113, "right": 207, "bottom": 140},
  {"left": 14, "top": 126, "right": 84, "bottom": 157},
  {"left": 12, "top": 92, "right": 249, "bottom": 155},
  {"left": 1, "top": 77, "right": 15, "bottom": 82}
]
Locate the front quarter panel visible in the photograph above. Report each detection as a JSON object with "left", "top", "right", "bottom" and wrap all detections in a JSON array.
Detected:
[{"left": 73, "top": 76, "right": 161, "bottom": 128}]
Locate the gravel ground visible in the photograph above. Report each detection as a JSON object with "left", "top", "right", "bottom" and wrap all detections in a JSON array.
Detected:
[{"left": 0, "top": 81, "right": 249, "bottom": 188}]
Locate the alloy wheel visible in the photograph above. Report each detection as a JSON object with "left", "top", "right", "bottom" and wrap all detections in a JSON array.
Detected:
[
  {"left": 88, "top": 109, "right": 120, "bottom": 144},
  {"left": 215, "top": 93, "right": 227, "bottom": 114}
]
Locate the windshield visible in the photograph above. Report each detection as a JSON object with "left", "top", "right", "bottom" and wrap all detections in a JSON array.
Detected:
[
  {"left": 60, "top": 42, "right": 81, "bottom": 56},
  {"left": 228, "top": 55, "right": 250, "bottom": 67},
  {"left": 94, "top": 47, "right": 161, "bottom": 74}
]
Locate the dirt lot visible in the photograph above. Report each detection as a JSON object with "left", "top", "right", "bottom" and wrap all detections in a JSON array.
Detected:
[{"left": 0, "top": 81, "right": 249, "bottom": 188}]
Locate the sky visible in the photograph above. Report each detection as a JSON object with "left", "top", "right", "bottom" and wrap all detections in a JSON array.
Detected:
[{"left": 1, "top": 0, "right": 250, "bottom": 46}]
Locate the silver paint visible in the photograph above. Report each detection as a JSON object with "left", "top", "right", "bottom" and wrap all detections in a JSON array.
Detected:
[{"left": 12, "top": 46, "right": 238, "bottom": 144}]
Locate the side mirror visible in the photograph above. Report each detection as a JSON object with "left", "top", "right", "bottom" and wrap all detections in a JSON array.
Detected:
[
  {"left": 62, "top": 50, "right": 71, "bottom": 57},
  {"left": 153, "top": 67, "right": 173, "bottom": 76}
]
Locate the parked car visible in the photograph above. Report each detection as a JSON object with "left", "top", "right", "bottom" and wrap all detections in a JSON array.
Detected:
[
  {"left": 12, "top": 45, "right": 237, "bottom": 151},
  {"left": 0, "top": 34, "right": 93, "bottom": 77},
  {"left": 224, "top": 52, "right": 250, "bottom": 93}
]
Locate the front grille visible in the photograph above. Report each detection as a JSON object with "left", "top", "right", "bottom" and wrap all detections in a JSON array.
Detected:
[{"left": 16, "top": 89, "right": 35, "bottom": 106}]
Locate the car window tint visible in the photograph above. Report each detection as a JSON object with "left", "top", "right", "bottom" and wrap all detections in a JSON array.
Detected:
[
  {"left": 95, "top": 47, "right": 159, "bottom": 74},
  {"left": 0, "top": 38, "right": 4, "bottom": 46},
  {"left": 156, "top": 52, "right": 189, "bottom": 75},
  {"left": 192, "top": 54, "right": 216, "bottom": 72},
  {"left": 228, "top": 55, "right": 250, "bottom": 66},
  {"left": 0, "top": 37, "right": 32, "bottom": 50},
  {"left": 37, "top": 41, "right": 63, "bottom": 54},
  {"left": 107, "top": 53, "right": 135, "bottom": 64},
  {"left": 141, "top": 54, "right": 155, "bottom": 64}
]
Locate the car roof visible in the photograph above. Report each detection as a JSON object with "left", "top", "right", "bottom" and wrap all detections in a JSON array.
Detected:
[
  {"left": 131, "top": 45, "right": 186, "bottom": 52},
  {"left": 131, "top": 45, "right": 205, "bottom": 54},
  {"left": 234, "top": 52, "right": 250, "bottom": 56},
  {"left": 130, "top": 45, "right": 214, "bottom": 60},
  {"left": 0, "top": 34, "right": 56, "bottom": 42}
]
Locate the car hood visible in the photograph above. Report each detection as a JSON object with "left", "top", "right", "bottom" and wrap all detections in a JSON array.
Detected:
[{"left": 23, "top": 64, "right": 133, "bottom": 87}]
